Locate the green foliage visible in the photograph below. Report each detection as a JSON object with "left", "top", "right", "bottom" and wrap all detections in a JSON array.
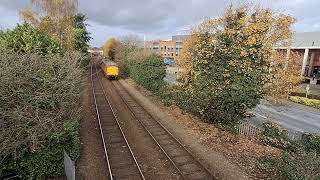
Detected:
[
  {"left": 177, "top": 31, "right": 267, "bottom": 125},
  {"left": 0, "top": 23, "right": 62, "bottom": 54},
  {"left": 0, "top": 121, "right": 79, "bottom": 179},
  {"left": 258, "top": 124, "right": 320, "bottom": 179},
  {"left": 174, "top": 4, "right": 296, "bottom": 126},
  {"left": 126, "top": 51, "right": 166, "bottom": 93},
  {"left": 301, "top": 133, "right": 320, "bottom": 154},
  {"left": 73, "top": 13, "right": 91, "bottom": 53},
  {"left": 0, "top": 50, "right": 82, "bottom": 178},
  {"left": 258, "top": 150, "right": 320, "bottom": 180},
  {"left": 289, "top": 96, "right": 320, "bottom": 109},
  {"left": 261, "top": 122, "right": 290, "bottom": 149}
]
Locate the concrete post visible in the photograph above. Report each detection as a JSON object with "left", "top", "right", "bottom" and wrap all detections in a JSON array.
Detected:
[
  {"left": 308, "top": 52, "right": 315, "bottom": 77},
  {"left": 284, "top": 48, "right": 290, "bottom": 70},
  {"left": 301, "top": 48, "right": 309, "bottom": 76}
]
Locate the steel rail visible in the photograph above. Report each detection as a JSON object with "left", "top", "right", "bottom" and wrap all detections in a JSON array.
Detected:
[
  {"left": 90, "top": 64, "right": 113, "bottom": 179},
  {"left": 92, "top": 63, "right": 145, "bottom": 180},
  {"left": 111, "top": 81, "right": 216, "bottom": 180}
]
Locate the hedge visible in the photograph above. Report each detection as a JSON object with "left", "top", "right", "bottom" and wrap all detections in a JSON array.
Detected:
[
  {"left": 126, "top": 51, "right": 166, "bottom": 93},
  {"left": 0, "top": 50, "right": 82, "bottom": 178},
  {"left": 289, "top": 96, "right": 320, "bottom": 109},
  {"left": 258, "top": 124, "right": 320, "bottom": 180},
  {"left": 1, "top": 121, "right": 80, "bottom": 179}
]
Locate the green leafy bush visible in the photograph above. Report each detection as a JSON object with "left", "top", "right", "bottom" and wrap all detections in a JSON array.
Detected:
[
  {"left": 258, "top": 150, "right": 320, "bottom": 180},
  {"left": 0, "top": 50, "right": 82, "bottom": 178},
  {"left": 0, "top": 23, "right": 62, "bottom": 54},
  {"left": 1, "top": 121, "right": 79, "bottom": 179},
  {"left": 301, "top": 133, "right": 320, "bottom": 154},
  {"left": 261, "top": 122, "right": 290, "bottom": 149},
  {"left": 126, "top": 51, "right": 166, "bottom": 93},
  {"left": 289, "top": 96, "right": 320, "bottom": 109}
]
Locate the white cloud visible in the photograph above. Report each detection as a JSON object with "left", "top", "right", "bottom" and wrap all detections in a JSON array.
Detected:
[{"left": 1, "top": 0, "right": 320, "bottom": 46}]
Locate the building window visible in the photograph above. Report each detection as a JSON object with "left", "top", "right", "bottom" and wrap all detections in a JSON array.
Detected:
[
  {"left": 153, "top": 42, "right": 159, "bottom": 49},
  {"left": 171, "top": 53, "right": 173, "bottom": 56}
]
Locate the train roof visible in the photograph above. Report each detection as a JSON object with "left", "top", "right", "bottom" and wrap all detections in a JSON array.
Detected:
[{"left": 102, "top": 60, "right": 118, "bottom": 66}]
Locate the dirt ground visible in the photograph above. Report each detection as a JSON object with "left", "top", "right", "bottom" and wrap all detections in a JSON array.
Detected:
[
  {"left": 75, "top": 72, "right": 109, "bottom": 180},
  {"left": 121, "top": 79, "right": 282, "bottom": 180}
]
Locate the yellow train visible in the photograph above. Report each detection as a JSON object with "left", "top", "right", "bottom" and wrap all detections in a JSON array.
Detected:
[{"left": 100, "top": 60, "right": 119, "bottom": 79}]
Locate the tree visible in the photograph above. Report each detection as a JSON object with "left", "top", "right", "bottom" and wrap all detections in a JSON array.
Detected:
[
  {"left": 176, "top": 4, "right": 296, "bottom": 125},
  {"left": 20, "top": 0, "right": 78, "bottom": 50},
  {"left": 0, "top": 23, "right": 62, "bottom": 54},
  {"left": 265, "top": 51, "right": 303, "bottom": 100},
  {"left": 114, "top": 35, "right": 143, "bottom": 73},
  {"left": 103, "top": 37, "right": 120, "bottom": 61},
  {"left": 73, "top": 13, "right": 91, "bottom": 53}
]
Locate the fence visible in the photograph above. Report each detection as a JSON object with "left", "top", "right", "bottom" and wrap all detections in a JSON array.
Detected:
[
  {"left": 237, "top": 121, "right": 303, "bottom": 141},
  {"left": 237, "top": 122, "right": 262, "bottom": 138}
]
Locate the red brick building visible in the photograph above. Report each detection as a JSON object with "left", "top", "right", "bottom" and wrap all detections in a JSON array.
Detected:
[{"left": 144, "top": 35, "right": 189, "bottom": 63}]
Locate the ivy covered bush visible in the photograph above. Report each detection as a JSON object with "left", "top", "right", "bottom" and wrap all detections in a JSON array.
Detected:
[
  {"left": 258, "top": 124, "right": 320, "bottom": 180},
  {"left": 126, "top": 50, "right": 166, "bottom": 93},
  {"left": 174, "top": 5, "right": 295, "bottom": 125},
  {"left": 261, "top": 122, "right": 290, "bottom": 149},
  {"left": 258, "top": 150, "right": 320, "bottom": 180},
  {"left": 0, "top": 50, "right": 82, "bottom": 178},
  {"left": 301, "top": 133, "right": 320, "bottom": 154},
  {"left": 0, "top": 24, "right": 62, "bottom": 54}
]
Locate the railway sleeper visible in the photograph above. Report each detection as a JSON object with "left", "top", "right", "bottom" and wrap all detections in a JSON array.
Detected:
[
  {"left": 184, "top": 169, "right": 212, "bottom": 180},
  {"left": 107, "top": 137, "right": 125, "bottom": 144},
  {"left": 112, "top": 167, "right": 141, "bottom": 179},
  {"left": 179, "top": 163, "right": 202, "bottom": 173}
]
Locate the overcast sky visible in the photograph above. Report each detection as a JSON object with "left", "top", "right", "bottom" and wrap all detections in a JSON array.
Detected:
[{"left": 1, "top": 0, "right": 320, "bottom": 47}]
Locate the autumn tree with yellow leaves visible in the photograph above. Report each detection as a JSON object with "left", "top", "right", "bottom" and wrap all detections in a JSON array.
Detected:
[
  {"left": 20, "top": 0, "right": 78, "bottom": 50},
  {"left": 265, "top": 51, "right": 303, "bottom": 100},
  {"left": 175, "top": 4, "right": 296, "bottom": 125},
  {"left": 103, "top": 37, "right": 120, "bottom": 61}
]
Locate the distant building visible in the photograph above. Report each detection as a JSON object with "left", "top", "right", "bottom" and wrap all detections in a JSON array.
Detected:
[
  {"left": 276, "top": 32, "right": 320, "bottom": 79},
  {"left": 144, "top": 35, "right": 190, "bottom": 64}
]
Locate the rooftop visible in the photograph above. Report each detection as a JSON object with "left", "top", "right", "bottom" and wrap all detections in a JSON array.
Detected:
[{"left": 292, "top": 32, "right": 320, "bottom": 47}]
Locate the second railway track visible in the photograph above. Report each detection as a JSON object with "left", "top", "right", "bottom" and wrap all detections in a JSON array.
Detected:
[
  {"left": 110, "top": 81, "right": 216, "bottom": 180},
  {"left": 90, "top": 64, "right": 145, "bottom": 180}
]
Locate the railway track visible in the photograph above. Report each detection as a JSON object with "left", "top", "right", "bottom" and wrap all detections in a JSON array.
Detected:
[
  {"left": 111, "top": 81, "right": 216, "bottom": 180},
  {"left": 90, "top": 64, "right": 145, "bottom": 180}
]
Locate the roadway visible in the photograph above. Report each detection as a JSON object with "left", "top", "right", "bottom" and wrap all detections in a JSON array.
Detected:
[
  {"left": 251, "top": 99, "right": 320, "bottom": 133},
  {"left": 164, "top": 67, "right": 320, "bottom": 133}
]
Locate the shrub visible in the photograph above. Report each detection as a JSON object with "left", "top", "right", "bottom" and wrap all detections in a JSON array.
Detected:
[
  {"left": 258, "top": 150, "right": 320, "bottom": 180},
  {"left": 0, "top": 23, "right": 62, "bottom": 55},
  {"left": 261, "top": 122, "right": 290, "bottom": 149},
  {"left": 0, "top": 50, "right": 82, "bottom": 177},
  {"left": 1, "top": 121, "right": 79, "bottom": 179},
  {"left": 301, "top": 133, "right": 320, "bottom": 154},
  {"left": 126, "top": 51, "right": 166, "bottom": 93},
  {"left": 289, "top": 96, "right": 320, "bottom": 109},
  {"left": 175, "top": 4, "right": 295, "bottom": 125}
]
